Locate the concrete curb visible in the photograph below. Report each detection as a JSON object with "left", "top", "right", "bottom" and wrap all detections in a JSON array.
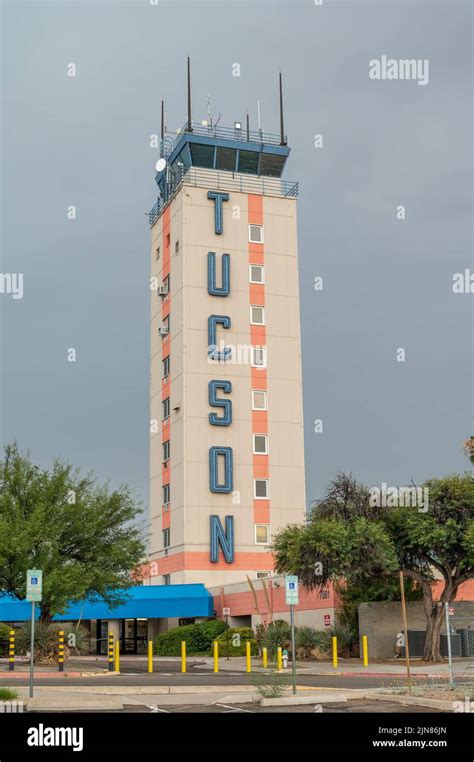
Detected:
[
  {"left": 26, "top": 696, "right": 124, "bottom": 712},
  {"left": 260, "top": 692, "right": 348, "bottom": 707},
  {"left": 22, "top": 684, "right": 263, "bottom": 696},
  {"left": 360, "top": 692, "right": 455, "bottom": 712}
]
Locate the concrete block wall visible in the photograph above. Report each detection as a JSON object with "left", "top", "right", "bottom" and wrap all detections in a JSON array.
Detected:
[{"left": 358, "top": 601, "right": 474, "bottom": 659}]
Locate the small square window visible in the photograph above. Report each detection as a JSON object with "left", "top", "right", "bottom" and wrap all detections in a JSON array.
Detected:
[
  {"left": 253, "top": 434, "right": 268, "bottom": 455},
  {"left": 162, "top": 397, "right": 170, "bottom": 421},
  {"left": 162, "top": 483, "right": 170, "bottom": 505},
  {"left": 252, "top": 390, "right": 267, "bottom": 410},
  {"left": 251, "top": 347, "right": 267, "bottom": 368},
  {"left": 163, "top": 574, "right": 171, "bottom": 586},
  {"left": 175, "top": 240, "right": 180, "bottom": 255},
  {"left": 250, "top": 306, "right": 265, "bottom": 325},
  {"left": 249, "top": 224, "right": 264, "bottom": 244},
  {"left": 162, "top": 440, "right": 170, "bottom": 462},
  {"left": 254, "top": 479, "right": 269, "bottom": 499},
  {"left": 256, "top": 571, "right": 271, "bottom": 579},
  {"left": 255, "top": 524, "right": 270, "bottom": 544},
  {"left": 163, "top": 528, "right": 170, "bottom": 548},
  {"left": 249, "top": 265, "right": 264, "bottom": 284},
  {"left": 155, "top": 246, "right": 160, "bottom": 261}
]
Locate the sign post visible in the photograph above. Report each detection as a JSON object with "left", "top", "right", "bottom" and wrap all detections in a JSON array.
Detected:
[
  {"left": 285, "top": 575, "right": 299, "bottom": 695},
  {"left": 445, "top": 602, "right": 454, "bottom": 687},
  {"left": 26, "top": 570, "right": 42, "bottom": 699},
  {"left": 222, "top": 607, "right": 231, "bottom": 660}
]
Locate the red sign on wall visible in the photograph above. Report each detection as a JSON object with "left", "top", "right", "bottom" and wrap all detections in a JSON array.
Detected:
[{"left": 323, "top": 614, "right": 332, "bottom": 628}]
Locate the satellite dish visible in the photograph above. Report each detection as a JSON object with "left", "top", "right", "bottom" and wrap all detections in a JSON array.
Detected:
[{"left": 155, "top": 158, "right": 167, "bottom": 173}]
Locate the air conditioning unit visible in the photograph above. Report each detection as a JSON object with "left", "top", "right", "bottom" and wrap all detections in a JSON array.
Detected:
[
  {"left": 158, "top": 284, "right": 168, "bottom": 297},
  {"left": 159, "top": 326, "right": 169, "bottom": 337}
]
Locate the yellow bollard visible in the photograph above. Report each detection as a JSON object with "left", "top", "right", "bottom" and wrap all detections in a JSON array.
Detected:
[
  {"left": 362, "top": 635, "right": 368, "bottom": 667},
  {"left": 108, "top": 632, "right": 114, "bottom": 671},
  {"left": 58, "top": 630, "right": 65, "bottom": 673},
  {"left": 148, "top": 640, "right": 153, "bottom": 673},
  {"left": 245, "top": 640, "right": 251, "bottom": 672},
  {"left": 8, "top": 629, "right": 15, "bottom": 672},
  {"left": 213, "top": 640, "right": 219, "bottom": 673},
  {"left": 181, "top": 640, "right": 186, "bottom": 673},
  {"left": 114, "top": 640, "right": 120, "bottom": 672},
  {"left": 262, "top": 647, "right": 268, "bottom": 668},
  {"left": 332, "top": 636, "right": 338, "bottom": 669},
  {"left": 277, "top": 646, "right": 282, "bottom": 672}
]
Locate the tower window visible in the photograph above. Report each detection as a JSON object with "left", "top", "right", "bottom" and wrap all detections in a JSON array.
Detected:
[
  {"left": 162, "top": 355, "right": 170, "bottom": 379},
  {"left": 162, "top": 483, "right": 170, "bottom": 505},
  {"left": 162, "top": 397, "right": 170, "bottom": 421},
  {"left": 238, "top": 150, "right": 259, "bottom": 175},
  {"left": 163, "top": 528, "right": 170, "bottom": 548},
  {"left": 251, "top": 347, "right": 267, "bottom": 368},
  {"left": 249, "top": 224, "right": 264, "bottom": 244},
  {"left": 254, "top": 479, "right": 269, "bottom": 499},
  {"left": 250, "top": 305, "right": 265, "bottom": 325},
  {"left": 155, "top": 246, "right": 160, "bottom": 261},
  {"left": 163, "top": 574, "right": 171, "bottom": 586},
  {"left": 162, "top": 440, "right": 170, "bottom": 462},
  {"left": 249, "top": 264, "right": 264, "bottom": 284},
  {"left": 175, "top": 241, "right": 180, "bottom": 255},
  {"left": 255, "top": 525, "right": 270, "bottom": 545},
  {"left": 253, "top": 434, "right": 269, "bottom": 455},
  {"left": 190, "top": 143, "right": 214, "bottom": 168},
  {"left": 216, "top": 146, "right": 237, "bottom": 172},
  {"left": 252, "top": 390, "right": 267, "bottom": 410}
]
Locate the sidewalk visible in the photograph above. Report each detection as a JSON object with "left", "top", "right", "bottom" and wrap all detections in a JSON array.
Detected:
[{"left": 187, "top": 655, "right": 474, "bottom": 679}]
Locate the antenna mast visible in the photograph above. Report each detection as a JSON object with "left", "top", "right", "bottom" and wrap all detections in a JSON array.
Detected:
[
  {"left": 187, "top": 57, "right": 192, "bottom": 131},
  {"left": 279, "top": 72, "right": 286, "bottom": 145}
]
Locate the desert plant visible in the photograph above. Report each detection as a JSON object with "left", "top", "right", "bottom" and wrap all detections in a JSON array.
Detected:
[
  {"left": 263, "top": 619, "right": 291, "bottom": 656},
  {"left": 295, "top": 626, "right": 328, "bottom": 660},
  {"left": 14, "top": 621, "right": 89, "bottom": 662},
  {"left": 321, "top": 624, "right": 358, "bottom": 658}
]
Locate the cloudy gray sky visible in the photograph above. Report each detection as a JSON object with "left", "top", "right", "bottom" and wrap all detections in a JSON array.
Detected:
[{"left": 1, "top": 0, "right": 472, "bottom": 518}]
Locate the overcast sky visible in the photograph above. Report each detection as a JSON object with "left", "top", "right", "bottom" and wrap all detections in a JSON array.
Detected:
[{"left": 1, "top": 0, "right": 472, "bottom": 519}]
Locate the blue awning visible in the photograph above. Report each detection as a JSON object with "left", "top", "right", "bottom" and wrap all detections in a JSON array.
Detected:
[{"left": 0, "top": 584, "right": 214, "bottom": 622}]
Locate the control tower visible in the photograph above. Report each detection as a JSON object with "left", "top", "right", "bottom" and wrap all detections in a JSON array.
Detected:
[{"left": 147, "top": 61, "right": 306, "bottom": 587}]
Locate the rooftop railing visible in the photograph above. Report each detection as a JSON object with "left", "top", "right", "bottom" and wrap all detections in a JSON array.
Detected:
[
  {"left": 161, "top": 121, "right": 287, "bottom": 159},
  {"left": 148, "top": 166, "right": 298, "bottom": 227}
]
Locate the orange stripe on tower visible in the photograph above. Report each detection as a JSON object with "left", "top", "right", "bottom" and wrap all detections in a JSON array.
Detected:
[
  {"left": 248, "top": 194, "right": 270, "bottom": 527},
  {"left": 161, "top": 205, "right": 171, "bottom": 531}
]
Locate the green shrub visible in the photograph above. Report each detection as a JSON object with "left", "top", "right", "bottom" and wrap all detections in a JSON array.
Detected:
[
  {"left": 263, "top": 619, "right": 291, "bottom": 656},
  {"left": 155, "top": 619, "right": 228, "bottom": 656},
  {"left": 0, "top": 688, "right": 18, "bottom": 701},
  {"left": 214, "top": 627, "right": 258, "bottom": 657}
]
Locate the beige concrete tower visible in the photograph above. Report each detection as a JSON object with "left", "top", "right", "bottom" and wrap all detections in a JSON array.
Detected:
[{"left": 146, "top": 98, "right": 306, "bottom": 588}]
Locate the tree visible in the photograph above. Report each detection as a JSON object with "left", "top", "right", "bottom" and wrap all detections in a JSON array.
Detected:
[
  {"left": 273, "top": 473, "right": 474, "bottom": 661},
  {"left": 0, "top": 444, "right": 147, "bottom": 622}
]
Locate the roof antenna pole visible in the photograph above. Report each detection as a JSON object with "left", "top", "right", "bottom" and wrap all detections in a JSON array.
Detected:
[
  {"left": 187, "top": 56, "right": 192, "bottom": 132},
  {"left": 160, "top": 99, "right": 165, "bottom": 156},
  {"left": 246, "top": 112, "right": 250, "bottom": 141},
  {"left": 279, "top": 71, "right": 286, "bottom": 145}
]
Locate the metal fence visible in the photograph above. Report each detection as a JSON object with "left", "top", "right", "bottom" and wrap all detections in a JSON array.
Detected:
[{"left": 148, "top": 167, "right": 298, "bottom": 227}]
